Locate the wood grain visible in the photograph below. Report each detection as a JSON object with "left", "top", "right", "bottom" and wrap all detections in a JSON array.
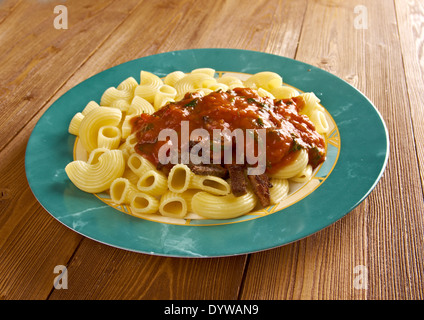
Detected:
[
  {"left": 395, "top": 0, "right": 424, "bottom": 190},
  {"left": 48, "top": 238, "right": 247, "bottom": 300},
  {"left": 0, "top": 0, "right": 141, "bottom": 152},
  {"left": 0, "top": 0, "right": 141, "bottom": 299}
]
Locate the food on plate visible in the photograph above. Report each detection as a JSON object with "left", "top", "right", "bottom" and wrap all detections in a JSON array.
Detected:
[{"left": 65, "top": 68, "right": 329, "bottom": 220}]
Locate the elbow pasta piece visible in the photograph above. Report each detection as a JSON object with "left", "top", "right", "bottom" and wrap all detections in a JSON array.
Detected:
[
  {"left": 257, "top": 87, "right": 275, "bottom": 99},
  {"left": 163, "top": 71, "right": 186, "bottom": 87},
  {"left": 207, "top": 82, "right": 229, "bottom": 92},
  {"left": 134, "top": 71, "right": 164, "bottom": 103},
  {"left": 270, "top": 85, "right": 300, "bottom": 99},
  {"left": 82, "top": 101, "right": 100, "bottom": 115},
  {"left": 190, "top": 175, "right": 231, "bottom": 195},
  {"left": 109, "top": 99, "right": 130, "bottom": 112},
  {"left": 100, "top": 87, "right": 133, "bottom": 106},
  {"left": 130, "top": 192, "right": 160, "bottom": 216},
  {"left": 68, "top": 112, "right": 84, "bottom": 135},
  {"left": 110, "top": 177, "right": 138, "bottom": 204},
  {"left": 174, "top": 73, "right": 216, "bottom": 100},
  {"left": 153, "top": 85, "right": 177, "bottom": 110},
  {"left": 78, "top": 107, "right": 122, "bottom": 153},
  {"left": 167, "top": 164, "right": 194, "bottom": 193},
  {"left": 191, "top": 67, "right": 216, "bottom": 77},
  {"left": 290, "top": 164, "right": 313, "bottom": 183},
  {"left": 136, "top": 169, "right": 168, "bottom": 196},
  {"left": 117, "top": 76, "right": 138, "bottom": 94},
  {"left": 191, "top": 190, "right": 257, "bottom": 219},
  {"left": 127, "top": 152, "right": 156, "bottom": 177},
  {"left": 86, "top": 147, "right": 110, "bottom": 165},
  {"left": 121, "top": 166, "right": 141, "bottom": 186},
  {"left": 217, "top": 75, "right": 244, "bottom": 88},
  {"left": 269, "top": 149, "right": 309, "bottom": 179},
  {"left": 244, "top": 71, "right": 283, "bottom": 91},
  {"left": 158, "top": 190, "right": 197, "bottom": 219},
  {"left": 309, "top": 110, "right": 329, "bottom": 134},
  {"left": 120, "top": 117, "right": 133, "bottom": 140},
  {"left": 128, "top": 96, "right": 155, "bottom": 115},
  {"left": 269, "top": 178, "right": 289, "bottom": 204},
  {"left": 298, "top": 92, "right": 324, "bottom": 116},
  {"left": 97, "top": 125, "right": 121, "bottom": 149},
  {"left": 65, "top": 149, "right": 125, "bottom": 193}
]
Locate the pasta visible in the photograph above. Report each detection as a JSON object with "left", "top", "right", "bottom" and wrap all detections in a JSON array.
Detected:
[
  {"left": 127, "top": 152, "right": 156, "bottom": 177},
  {"left": 77, "top": 107, "right": 122, "bottom": 153},
  {"left": 97, "top": 125, "right": 121, "bottom": 149},
  {"left": 68, "top": 112, "right": 84, "bottom": 135},
  {"left": 130, "top": 192, "right": 159, "bottom": 216},
  {"left": 158, "top": 190, "right": 197, "bottom": 219},
  {"left": 65, "top": 149, "right": 125, "bottom": 193},
  {"left": 167, "top": 164, "right": 194, "bottom": 193},
  {"left": 153, "top": 85, "right": 177, "bottom": 110},
  {"left": 110, "top": 177, "right": 138, "bottom": 204},
  {"left": 100, "top": 87, "right": 132, "bottom": 106},
  {"left": 269, "top": 178, "right": 289, "bottom": 205},
  {"left": 191, "top": 190, "right": 257, "bottom": 219},
  {"left": 134, "top": 71, "right": 163, "bottom": 103},
  {"left": 136, "top": 169, "right": 168, "bottom": 196},
  {"left": 243, "top": 71, "right": 282, "bottom": 91},
  {"left": 65, "top": 68, "right": 329, "bottom": 221},
  {"left": 189, "top": 175, "right": 231, "bottom": 196},
  {"left": 269, "top": 149, "right": 309, "bottom": 179}
]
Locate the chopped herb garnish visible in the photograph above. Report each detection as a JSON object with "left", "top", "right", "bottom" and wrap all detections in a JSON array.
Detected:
[
  {"left": 184, "top": 98, "right": 198, "bottom": 108},
  {"left": 256, "top": 117, "right": 264, "bottom": 127},
  {"left": 290, "top": 133, "right": 302, "bottom": 152},
  {"left": 247, "top": 97, "right": 268, "bottom": 108}
]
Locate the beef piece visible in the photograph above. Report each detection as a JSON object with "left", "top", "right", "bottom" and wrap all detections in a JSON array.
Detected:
[
  {"left": 248, "top": 174, "right": 272, "bottom": 207},
  {"left": 188, "top": 163, "right": 228, "bottom": 178},
  {"left": 227, "top": 165, "right": 247, "bottom": 197}
]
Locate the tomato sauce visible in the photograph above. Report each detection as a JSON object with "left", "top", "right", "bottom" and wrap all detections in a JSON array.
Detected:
[{"left": 130, "top": 87, "right": 326, "bottom": 173}]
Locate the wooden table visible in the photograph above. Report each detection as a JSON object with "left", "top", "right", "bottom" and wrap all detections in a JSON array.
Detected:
[{"left": 1, "top": 0, "right": 423, "bottom": 301}]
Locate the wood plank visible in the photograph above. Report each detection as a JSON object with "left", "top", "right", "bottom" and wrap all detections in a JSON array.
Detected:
[
  {"left": 395, "top": 0, "right": 424, "bottom": 196},
  {"left": 361, "top": 0, "right": 424, "bottom": 300},
  {"left": 240, "top": 0, "right": 424, "bottom": 300},
  {"left": 0, "top": 0, "right": 21, "bottom": 25},
  {"left": 48, "top": 238, "right": 246, "bottom": 300},
  {"left": 0, "top": 0, "right": 141, "bottom": 152},
  {"left": 39, "top": 0, "right": 308, "bottom": 299}
]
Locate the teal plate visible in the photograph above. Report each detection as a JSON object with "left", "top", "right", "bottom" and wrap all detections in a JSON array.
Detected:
[{"left": 25, "top": 49, "right": 389, "bottom": 257}]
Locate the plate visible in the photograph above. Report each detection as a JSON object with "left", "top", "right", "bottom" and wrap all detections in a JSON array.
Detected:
[{"left": 25, "top": 49, "right": 389, "bottom": 257}]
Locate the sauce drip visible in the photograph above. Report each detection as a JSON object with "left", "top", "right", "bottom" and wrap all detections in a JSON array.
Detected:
[{"left": 130, "top": 87, "right": 326, "bottom": 173}]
